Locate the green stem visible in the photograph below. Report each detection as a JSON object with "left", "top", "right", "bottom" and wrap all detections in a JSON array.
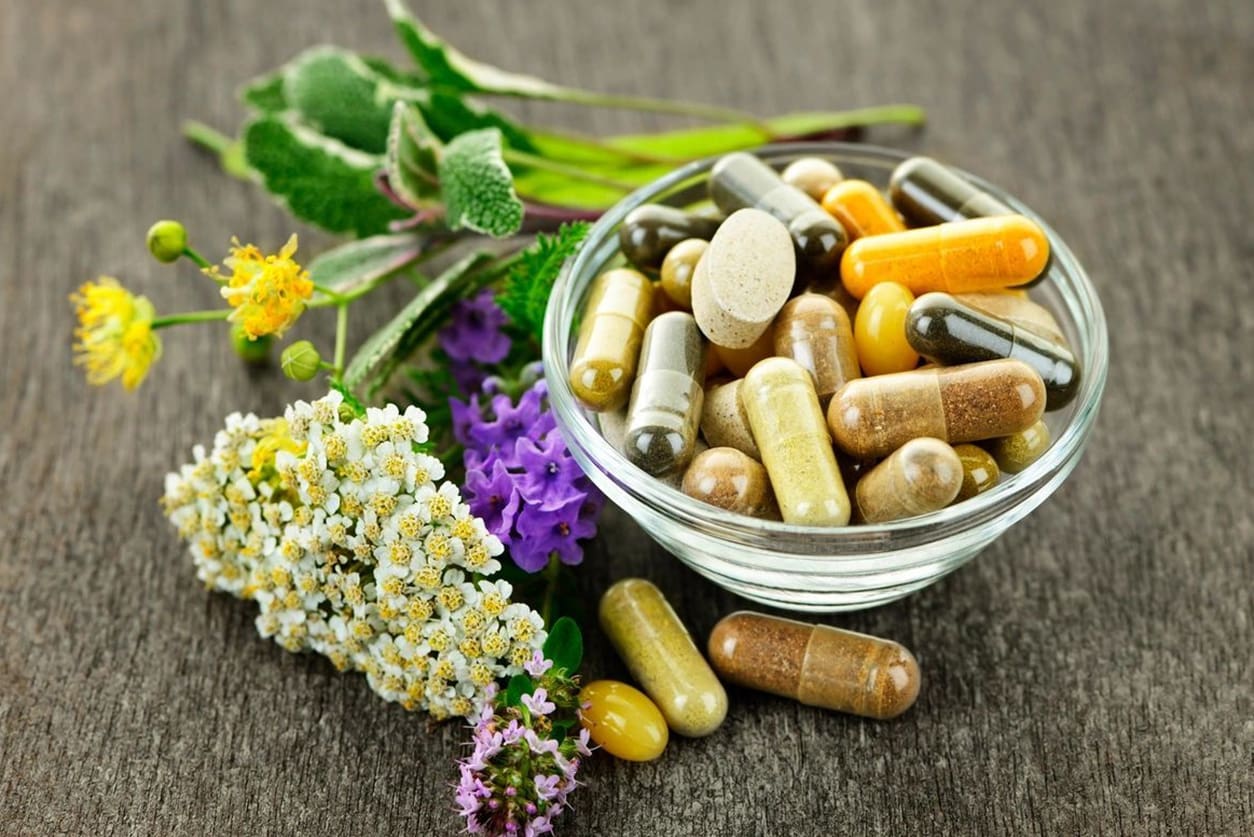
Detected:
[
  {"left": 332, "top": 304, "right": 348, "bottom": 376},
  {"left": 501, "top": 148, "right": 637, "bottom": 191},
  {"left": 491, "top": 84, "right": 766, "bottom": 128},
  {"left": 182, "top": 246, "right": 213, "bottom": 271},
  {"left": 151, "top": 309, "right": 231, "bottom": 329},
  {"left": 539, "top": 553, "right": 561, "bottom": 627},
  {"left": 182, "top": 120, "right": 252, "bottom": 181}
]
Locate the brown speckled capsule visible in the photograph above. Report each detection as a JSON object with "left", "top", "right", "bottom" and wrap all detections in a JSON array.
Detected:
[
  {"left": 827, "top": 359, "right": 1046, "bottom": 459},
  {"left": 985, "top": 418, "right": 1051, "bottom": 474},
  {"left": 773, "top": 293, "right": 861, "bottom": 406},
  {"left": 659, "top": 238, "right": 707, "bottom": 310},
  {"left": 682, "top": 447, "right": 775, "bottom": 517},
  {"left": 952, "top": 443, "right": 1000, "bottom": 501},
  {"left": 708, "top": 612, "right": 920, "bottom": 720},
  {"left": 781, "top": 157, "right": 844, "bottom": 202},
  {"left": 700, "top": 379, "right": 761, "bottom": 460},
  {"left": 623, "top": 312, "right": 707, "bottom": 476},
  {"left": 619, "top": 205, "right": 721, "bottom": 272},
  {"left": 855, "top": 438, "right": 963, "bottom": 523},
  {"left": 601, "top": 579, "right": 728, "bottom": 737},
  {"left": 569, "top": 269, "right": 654, "bottom": 411}
]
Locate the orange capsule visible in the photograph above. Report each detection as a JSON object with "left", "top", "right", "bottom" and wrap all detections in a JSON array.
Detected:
[
  {"left": 840, "top": 215, "right": 1050, "bottom": 299},
  {"left": 820, "top": 179, "right": 906, "bottom": 240}
]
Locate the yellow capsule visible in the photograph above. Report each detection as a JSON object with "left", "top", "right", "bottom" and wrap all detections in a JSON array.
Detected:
[
  {"left": 952, "top": 443, "right": 1000, "bottom": 501},
  {"left": 599, "top": 578, "right": 728, "bottom": 737},
  {"left": 820, "top": 179, "right": 906, "bottom": 240},
  {"left": 659, "top": 238, "right": 708, "bottom": 310},
  {"left": 579, "top": 680, "right": 669, "bottom": 762},
  {"left": 840, "top": 215, "right": 1051, "bottom": 299},
  {"left": 985, "top": 418, "right": 1051, "bottom": 473},
  {"left": 854, "top": 281, "right": 919, "bottom": 376},
  {"left": 569, "top": 268, "right": 654, "bottom": 411},
  {"left": 742, "top": 357, "right": 851, "bottom": 525}
]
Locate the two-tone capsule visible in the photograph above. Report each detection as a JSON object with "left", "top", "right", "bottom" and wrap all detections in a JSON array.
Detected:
[
  {"left": 569, "top": 268, "right": 655, "bottom": 411},
  {"left": 827, "top": 359, "right": 1046, "bottom": 459},
  {"left": 855, "top": 437, "right": 964, "bottom": 523},
  {"left": 709, "top": 152, "right": 848, "bottom": 272},
  {"left": 623, "top": 312, "right": 707, "bottom": 476},
  {"left": 619, "top": 205, "right": 721, "bottom": 272},
  {"left": 906, "top": 292, "right": 1080, "bottom": 409},
  {"left": 773, "top": 293, "right": 861, "bottom": 406},
  {"left": 888, "top": 155, "right": 1014, "bottom": 226}
]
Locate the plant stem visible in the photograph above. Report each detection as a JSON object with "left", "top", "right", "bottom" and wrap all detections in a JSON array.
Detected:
[
  {"left": 181, "top": 246, "right": 213, "bottom": 270},
  {"left": 539, "top": 553, "right": 561, "bottom": 627},
  {"left": 333, "top": 304, "right": 348, "bottom": 376},
  {"left": 502, "top": 148, "right": 637, "bottom": 191},
  {"left": 182, "top": 120, "right": 253, "bottom": 181},
  {"left": 151, "top": 309, "right": 231, "bottom": 329}
]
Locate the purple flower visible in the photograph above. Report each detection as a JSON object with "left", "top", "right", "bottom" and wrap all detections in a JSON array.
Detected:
[
  {"left": 450, "top": 357, "right": 490, "bottom": 397},
  {"left": 523, "top": 652, "right": 553, "bottom": 678},
  {"left": 521, "top": 688, "right": 555, "bottom": 717},
  {"left": 463, "top": 458, "right": 522, "bottom": 544},
  {"left": 513, "top": 495, "right": 598, "bottom": 569},
  {"left": 469, "top": 392, "right": 544, "bottom": 458},
  {"left": 533, "top": 775, "right": 562, "bottom": 803},
  {"left": 513, "top": 435, "right": 587, "bottom": 510},
  {"left": 440, "top": 290, "right": 510, "bottom": 364},
  {"left": 450, "top": 394, "right": 484, "bottom": 447}
]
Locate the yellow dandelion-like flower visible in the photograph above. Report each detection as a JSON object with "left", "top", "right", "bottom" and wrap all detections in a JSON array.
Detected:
[
  {"left": 70, "top": 277, "right": 162, "bottom": 390},
  {"left": 210, "top": 234, "right": 313, "bottom": 339}
]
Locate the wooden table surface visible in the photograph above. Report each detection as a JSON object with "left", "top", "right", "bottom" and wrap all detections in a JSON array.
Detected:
[{"left": 3, "top": 1, "right": 1251, "bottom": 834}]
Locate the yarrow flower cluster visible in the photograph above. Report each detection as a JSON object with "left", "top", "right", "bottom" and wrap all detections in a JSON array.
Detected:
[
  {"left": 207, "top": 233, "right": 314, "bottom": 340},
  {"left": 70, "top": 276, "right": 162, "bottom": 390},
  {"left": 454, "top": 377, "right": 602, "bottom": 573},
  {"left": 161, "top": 390, "right": 547, "bottom": 720}
]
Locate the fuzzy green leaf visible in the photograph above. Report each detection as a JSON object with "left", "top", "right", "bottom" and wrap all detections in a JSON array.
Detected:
[
  {"left": 385, "top": 102, "right": 442, "bottom": 209},
  {"left": 541, "top": 617, "right": 582, "bottom": 675},
  {"left": 242, "top": 116, "right": 407, "bottom": 236},
  {"left": 307, "top": 234, "right": 425, "bottom": 296},
  {"left": 438, "top": 128, "right": 524, "bottom": 238},
  {"left": 283, "top": 47, "right": 395, "bottom": 154},
  {"left": 241, "top": 71, "right": 287, "bottom": 112},
  {"left": 497, "top": 223, "right": 590, "bottom": 343},
  {"left": 417, "top": 90, "right": 535, "bottom": 151}
]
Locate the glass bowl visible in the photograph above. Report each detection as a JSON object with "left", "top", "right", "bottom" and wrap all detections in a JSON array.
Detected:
[{"left": 542, "top": 142, "right": 1108, "bottom": 612}]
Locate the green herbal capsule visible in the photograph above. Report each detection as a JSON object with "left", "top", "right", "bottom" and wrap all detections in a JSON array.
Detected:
[
  {"left": 623, "top": 312, "right": 707, "bottom": 476},
  {"left": 985, "top": 418, "right": 1051, "bottom": 474},
  {"left": 619, "top": 206, "right": 721, "bottom": 272}
]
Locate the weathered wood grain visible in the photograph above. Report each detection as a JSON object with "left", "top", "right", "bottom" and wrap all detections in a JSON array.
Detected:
[{"left": 1, "top": 0, "right": 1250, "bottom": 834}]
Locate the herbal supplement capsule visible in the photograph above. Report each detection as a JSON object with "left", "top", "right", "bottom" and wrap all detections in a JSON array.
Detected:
[
  {"left": 599, "top": 578, "right": 728, "bottom": 737},
  {"left": 623, "top": 312, "right": 707, "bottom": 476},
  {"left": 709, "top": 152, "right": 848, "bottom": 271},
  {"left": 708, "top": 612, "right": 920, "bottom": 720},
  {"left": 691, "top": 208, "right": 795, "bottom": 348},
  {"left": 803, "top": 275, "right": 861, "bottom": 323},
  {"left": 742, "top": 358, "right": 851, "bottom": 526},
  {"left": 579, "top": 680, "right": 669, "bottom": 762},
  {"left": 840, "top": 215, "right": 1050, "bottom": 299},
  {"left": 906, "top": 292, "right": 1080, "bottom": 409},
  {"left": 773, "top": 293, "right": 861, "bottom": 406},
  {"left": 952, "top": 443, "right": 1000, "bottom": 501},
  {"left": 700, "top": 379, "right": 761, "bottom": 460},
  {"left": 855, "top": 438, "right": 963, "bottom": 523},
  {"left": 827, "top": 359, "right": 1046, "bottom": 459},
  {"left": 854, "top": 281, "right": 919, "bottom": 377},
  {"left": 781, "top": 156, "right": 844, "bottom": 202},
  {"left": 985, "top": 418, "right": 1051, "bottom": 474},
  {"left": 659, "top": 238, "right": 707, "bottom": 310},
  {"left": 569, "top": 268, "right": 654, "bottom": 411},
  {"left": 820, "top": 179, "right": 906, "bottom": 240},
  {"left": 682, "top": 447, "right": 775, "bottom": 518},
  {"left": 713, "top": 323, "right": 775, "bottom": 378},
  {"left": 619, "top": 205, "right": 721, "bottom": 272},
  {"left": 956, "top": 290, "right": 1067, "bottom": 347},
  {"left": 888, "top": 155, "right": 1013, "bottom": 226}
]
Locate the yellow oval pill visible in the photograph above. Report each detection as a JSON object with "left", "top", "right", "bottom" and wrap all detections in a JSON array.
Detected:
[
  {"left": 854, "top": 281, "right": 918, "bottom": 376},
  {"left": 579, "top": 680, "right": 669, "bottom": 762}
]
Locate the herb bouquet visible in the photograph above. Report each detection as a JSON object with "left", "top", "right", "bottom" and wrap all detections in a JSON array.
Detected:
[{"left": 72, "top": 3, "right": 923, "bottom": 834}]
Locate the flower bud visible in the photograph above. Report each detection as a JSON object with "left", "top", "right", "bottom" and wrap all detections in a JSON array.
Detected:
[
  {"left": 231, "top": 323, "right": 272, "bottom": 365},
  {"left": 280, "top": 340, "right": 321, "bottom": 381},
  {"left": 146, "top": 220, "right": 188, "bottom": 264}
]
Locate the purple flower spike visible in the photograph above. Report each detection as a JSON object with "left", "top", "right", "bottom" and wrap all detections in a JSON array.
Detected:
[
  {"left": 440, "top": 290, "right": 511, "bottom": 364},
  {"left": 463, "top": 458, "right": 523, "bottom": 544},
  {"left": 450, "top": 394, "right": 484, "bottom": 447},
  {"left": 470, "top": 392, "right": 543, "bottom": 457},
  {"left": 514, "top": 435, "right": 587, "bottom": 510},
  {"left": 513, "top": 495, "right": 597, "bottom": 569}
]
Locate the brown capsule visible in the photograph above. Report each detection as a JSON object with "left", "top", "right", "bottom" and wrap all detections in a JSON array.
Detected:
[
  {"left": 827, "top": 359, "right": 1046, "bottom": 459},
  {"left": 773, "top": 293, "right": 861, "bottom": 406},
  {"left": 708, "top": 612, "right": 920, "bottom": 720},
  {"left": 699, "top": 379, "right": 761, "bottom": 460},
  {"left": 854, "top": 438, "right": 962, "bottom": 523},
  {"left": 952, "top": 443, "right": 1000, "bottom": 501},
  {"left": 781, "top": 157, "right": 844, "bottom": 202},
  {"left": 713, "top": 322, "right": 776, "bottom": 378},
  {"left": 681, "top": 447, "right": 776, "bottom": 518},
  {"left": 659, "top": 238, "right": 707, "bottom": 310},
  {"left": 984, "top": 418, "right": 1051, "bottom": 474},
  {"left": 569, "top": 268, "right": 654, "bottom": 411}
]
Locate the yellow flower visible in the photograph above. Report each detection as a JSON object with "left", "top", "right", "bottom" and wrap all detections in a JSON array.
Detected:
[
  {"left": 209, "top": 234, "right": 313, "bottom": 339},
  {"left": 70, "top": 277, "right": 162, "bottom": 390}
]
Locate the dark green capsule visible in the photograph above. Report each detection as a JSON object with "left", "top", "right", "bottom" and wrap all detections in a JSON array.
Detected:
[
  {"left": 905, "top": 292, "right": 1080, "bottom": 410},
  {"left": 619, "top": 206, "right": 721, "bottom": 272},
  {"left": 709, "top": 152, "right": 847, "bottom": 272},
  {"left": 623, "top": 312, "right": 707, "bottom": 476}
]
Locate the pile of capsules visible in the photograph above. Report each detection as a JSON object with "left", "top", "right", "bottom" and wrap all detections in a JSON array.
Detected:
[
  {"left": 581, "top": 578, "right": 920, "bottom": 761},
  {"left": 569, "top": 153, "right": 1081, "bottom": 525}
]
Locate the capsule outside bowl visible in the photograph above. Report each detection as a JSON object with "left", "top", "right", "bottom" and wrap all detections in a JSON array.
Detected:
[{"left": 543, "top": 143, "right": 1109, "bottom": 613}]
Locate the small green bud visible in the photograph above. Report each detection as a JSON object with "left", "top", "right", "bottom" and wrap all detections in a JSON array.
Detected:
[
  {"left": 281, "top": 340, "right": 322, "bottom": 381},
  {"left": 231, "top": 323, "right": 272, "bottom": 365},
  {"left": 147, "top": 220, "right": 188, "bottom": 264}
]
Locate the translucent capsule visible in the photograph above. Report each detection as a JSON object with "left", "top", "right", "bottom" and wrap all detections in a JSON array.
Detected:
[
  {"left": 855, "top": 437, "right": 963, "bottom": 523},
  {"left": 599, "top": 578, "right": 728, "bottom": 737},
  {"left": 682, "top": 447, "right": 776, "bottom": 518},
  {"left": 840, "top": 215, "right": 1051, "bottom": 299},
  {"left": 709, "top": 152, "right": 848, "bottom": 271},
  {"left": 742, "top": 357, "right": 851, "bottom": 526},
  {"left": 700, "top": 379, "right": 761, "bottom": 460},
  {"left": 579, "top": 680, "right": 669, "bottom": 762},
  {"left": 659, "top": 238, "right": 707, "bottom": 310},
  {"left": 781, "top": 156, "right": 844, "bottom": 202},
  {"left": 853, "top": 281, "right": 919, "bottom": 377},
  {"left": 773, "top": 293, "right": 861, "bottom": 406},
  {"left": 985, "top": 418, "right": 1051, "bottom": 473},
  {"left": 708, "top": 612, "right": 921, "bottom": 720},
  {"left": 569, "top": 268, "right": 654, "bottom": 411},
  {"left": 956, "top": 290, "right": 1067, "bottom": 347},
  {"left": 952, "top": 443, "right": 1000, "bottom": 501},
  {"left": 888, "top": 155, "right": 1013, "bottom": 226},
  {"left": 906, "top": 292, "right": 1080, "bottom": 409},
  {"left": 623, "top": 312, "right": 707, "bottom": 476},
  {"left": 619, "top": 205, "right": 721, "bottom": 272},
  {"left": 820, "top": 179, "right": 906, "bottom": 240},
  {"left": 827, "top": 359, "right": 1046, "bottom": 459}
]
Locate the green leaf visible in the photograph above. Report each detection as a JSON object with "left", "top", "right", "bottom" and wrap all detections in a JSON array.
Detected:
[
  {"left": 417, "top": 90, "right": 535, "bottom": 151},
  {"left": 497, "top": 223, "right": 589, "bottom": 343},
  {"left": 343, "top": 250, "right": 495, "bottom": 395},
  {"left": 307, "top": 233, "right": 425, "bottom": 297},
  {"left": 242, "top": 115, "right": 407, "bottom": 236},
  {"left": 438, "top": 128, "right": 524, "bottom": 238},
  {"left": 241, "top": 71, "right": 287, "bottom": 112},
  {"left": 283, "top": 47, "right": 395, "bottom": 154},
  {"left": 329, "top": 380, "right": 367, "bottom": 417},
  {"left": 503, "top": 674, "right": 535, "bottom": 708},
  {"left": 385, "top": 103, "right": 442, "bottom": 209},
  {"left": 541, "top": 617, "right": 583, "bottom": 674}
]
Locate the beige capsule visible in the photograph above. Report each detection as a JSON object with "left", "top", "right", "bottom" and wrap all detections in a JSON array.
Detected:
[
  {"left": 774, "top": 293, "right": 861, "bottom": 406},
  {"left": 599, "top": 578, "right": 728, "bottom": 737},
  {"left": 623, "top": 312, "right": 707, "bottom": 477},
  {"left": 781, "top": 156, "right": 844, "bottom": 202},
  {"left": 700, "top": 379, "right": 761, "bottom": 460},
  {"left": 855, "top": 438, "right": 963, "bottom": 523},
  {"left": 682, "top": 447, "right": 776, "bottom": 517},
  {"left": 985, "top": 418, "right": 1051, "bottom": 474},
  {"left": 569, "top": 268, "right": 654, "bottom": 411}
]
